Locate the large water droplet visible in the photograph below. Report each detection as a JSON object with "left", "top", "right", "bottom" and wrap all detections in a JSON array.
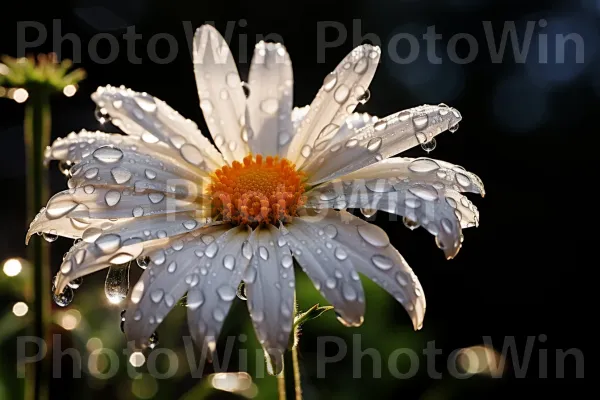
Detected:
[
  {"left": 104, "top": 190, "right": 121, "bottom": 206},
  {"left": 200, "top": 99, "right": 214, "bottom": 115},
  {"left": 93, "top": 146, "right": 123, "bottom": 164},
  {"left": 409, "top": 158, "right": 439, "bottom": 173},
  {"left": 408, "top": 185, "right": 438, "bottom": 201},
  {"left": 187, "top": 289, "right": 204, "bottom": 309},
  {"left": 334, "top": 85, "right": 350, "bottom": 103},
  {"left": 403, "top": 217, "right": 420, "bottom": 230},
  {"left": 360, "top": 208, "right": 377, "bottom": 218},
  {"left": 413, "top": 114, "right": 429, "bottom": 129},
  {"left": 357, "top": 224, "right": 390, "bottom": 247},
  {"left": 301, "top": 145, "right": 312, "bottom": 158},
  {"left": 52, "top": 285, "right": 74, "bottom": 307},
  {"left": 95, "top": 234, "right": 122, "bottom": 254},
  {"left": 354, "top": 57, "right": 368, "bottom": 74},
  {"left": 217, "top": 285, "right": 236, "bottom": 302},
  {"left": 455, "top": 172, "right": 471, "bottom": 187},
  {"left": 260, "top": 98, "right": 279, "bottom": 115},
  {"left": 180, "top": 144, "right": 204, "bottom": 166},
  {"left": 43, "top": 230, "right": 58, "bottom": 242},
  {"left": 259, "top": 246, "right": 269, "bottom": 261},
  {"left": 134, "top": 96, "right": 157, "bottom": 113},
  {"left": 281, "top": 255, "right": 293, "bottom": 269},
  {"left": 223, "top": 254, "right": 236, "bottom": 270},
  {"left": 105, "top": 263, "right": 130, "bottom": 304},
  {"left": 323, "top": 72, "right": 337, "bottom": 92},
  {"left": 421, "top": 138, "right": 436, "bottom": 153},
  {"left": 367, "top": 137, "right": 382, "bottom": 152},
  {"left": 371, "top": 254, "right": 393, "bottom": 270},
  {"left": 205, "top": 242, "right": 219, "bottom": 258},
  {"left": 136, "top": 256, "right": 150, "bottom": 269},
  {"left": 449, "top": 123, "right": 459, "bottom": 133},
  {"left": 334, "top": 247, "right": 348, "bottom": 261},
  {"left": 226, "top": 72, "right": 240, "bottom": 88}
]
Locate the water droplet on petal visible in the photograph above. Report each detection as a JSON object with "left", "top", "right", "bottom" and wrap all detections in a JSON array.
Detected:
[
  {"left": 367, "top": 137, "right": 382, "bottom": 152},
  {"left": 301, "top": 145, "right": 312, "bottom": 158},
  {"left": 360, "top": 208, "right": 377, "bottom": 218},
  {"left": 43, "top": 230, "right": 58, "bottom": 242},
  {"left": 409, "top": 158, "right": 440, "bottom": 173},
  {"left": 323, "top": 72, "right": 337, "bottom": 91},
  {"left": 93, "top": 146, "right": 123, "bottom": 164},
  {"left": 259, "top": 246, "right": 269, "bottom": 261},
  {"left": 403, "top": 217, "right": 420, "bottom": 230},
  {"left": 136, "top": 256, "right": 150, "bottom": 269},
  {"left": 260, "top": 98, "right": 279, "bottom": 115},
  {"left": 371, "top": 254, "right": 393, "bottom": 270},
  {"left": 421, "top": 138, "right": 436, "bottom": 153},
  {"left": 357, "top": 224, "right": 390, "bottom": 247},
  {"left": 334, "top": 85, "right": 350, "bottom": 103},
  {"left": 217, "top": 285, "right": 236, "bottom": 301},
  {"left": 281, "top": 255, "right": 293, "bottom": 269},
  {"left": 52, "top": 286, "right": 74, "bottom": 307},
  {"left": 105, "top": 190, "right": 121, "bottom": 206},
  {"left": 68, "top": 277, "right": 83, "bottom": 289},
  {"left": 223, "top": 254, "right": 236, "bottom": 270},
  {"left": 105, "top": 263, "right": 130, "bottom": 304},
  {"left": 334, "top": 247, "right": 348, "bottom": 260}
]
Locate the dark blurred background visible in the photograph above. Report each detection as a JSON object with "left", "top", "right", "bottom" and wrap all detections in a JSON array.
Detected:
[{"left": 0, "top": 0, "right": 587, "bottom": 399}]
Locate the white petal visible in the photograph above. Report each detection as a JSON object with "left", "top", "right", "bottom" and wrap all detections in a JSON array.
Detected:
[
  {"left": 124, "top": 224, "right": 229, "bottom": 349},
  {"left": 187, "top": 225, "right": 252, "bottom": 359},
  {"left": 193, "top": 25, "right": 248, "bottom": 163},
  {"left": 244, "top": 224, "right": 295, "bottom": 374},
  {"left": 281, "top": 219, "right": 366, "bottom": 327},
  {"left": 37, "top": 186, "right": 204, "bottom": 221},
  {"left": 338, "top": 157, "right": 485, "bottom": 196},
  {"left": 305, "top": 174, "right": 469, "bottom": 259},
  {"left": 286, "top": 44, "right": 381, "bottom": 165},
  {"left": 91, "top": 86, "right": 225, "bottom": 170},
  {"left": 67, "top": 143, "right": 210, "bottom": 196},
  {"left": 53, "top": 214, "right": 215, "bottom": 293},
  {"left": 304, "top": 104, "right": 462, "bottom": 185},
  {"left": 246, "top": 41, "right": 294, "bottom": 157},
  {"left": 294, "top": 209, "right": 425, "bottom": 330}
]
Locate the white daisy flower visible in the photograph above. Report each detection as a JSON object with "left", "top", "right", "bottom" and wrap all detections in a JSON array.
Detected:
[{"left": 27, "top": 25, "right": 484, "bottom": 374}]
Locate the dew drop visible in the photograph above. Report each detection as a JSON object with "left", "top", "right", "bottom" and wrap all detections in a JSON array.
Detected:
[
  {"left": 413, "top": 114, "right": 429, "bottom": 129},
  {"left": 95, "top": 234, "right": 122, "bottom": 254},
  {"left": 110, "top": 167, "right": 132, "bottom": 184},
  {"left": 200, "top": 99, "right": 214, "bottom": 115},
  {"left": 223, "top": 254, "right": 236, "bottom": 270},
  {"left": 449, "top": 123, "right": 459, "bottom": 133},
  {"left": 260, "top": 98, "right": 279, "bottom": 115},
  {"left": 367, "top": 137, "right": 382, "bottom": 152},
  {"left": 403, "top": 217, "right": 420, "bottom": 230},
  {"left": 281, "top": 255, "right": 293, "bottom": 269},
  {"left": 131, "top": 255, "right": 148, "bottom": 271},
  {"left": 421, "top": 138, "right": 436, "bottom": 153},
  {"left": 105, "top": 263, "right": 130, "bottom": 304},
  {"left": 104, "top": 190, "right": 121, "bottom": 206},
  {"left": 43, "top": 230, "right": 58, "bottom": 242},
  {"left": 52, "top": 286, "right": 74, "bottom": 307},
  {"left": 323, "top": 72, "right": 337, "bottom": 92},
  {"left": 360, "top": 208, "right": 377, "bottom": 218},
  {"left": 259, "top": 246, "right": 269, "bottom": 261},
  {"left": 409, "top": 158, "right": 439, "bottom": 173},
  {"left": 217, "top": 285, "right": 236, "bottom": 301},
  {"left": 301, "top": 145, "right": 312, "bottom": 158},
  {"left": 357, "top": 224, "right": 390, "bottom": 247},
  {"left": 93, "top": 146, "right": 123, "bottom": 164},
  {"left": 334, "top": 85, "right": 350, "bottom": 103},
  {"left": 334, "top": 247, "right": 348, "bottom": 260},
  {"left": 371, "top": 254, "right": 393, "bottom": 270},
  {"left": 354, "top": 57, "right": 368, "bottom": 74},
  {"left": 132, "top": 206, "right": 144, "bottom": 218},
  {"left": 241, "top": 241, "right": 253, "bottom": 260}
]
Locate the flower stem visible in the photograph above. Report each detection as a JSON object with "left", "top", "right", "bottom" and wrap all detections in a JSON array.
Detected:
[
  {"left": 23, "top": 87, "right": 51, "bottom": 400},
  {"left": 277, "top": 369, "right": 287, "bottom": 400},
  {"left": 291, "top": 344, "right": 302, "bottom": 400}
]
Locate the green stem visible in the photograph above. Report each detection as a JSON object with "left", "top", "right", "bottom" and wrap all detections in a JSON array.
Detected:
[
  {"left": 291, "top": 344, "right": 302, "bottom": 400},
  {"left": 277, "top": 368, "right": 287, "bottom": 400},
  {"left": 24, "top": 87, "right": 51, "bottom": 400}
]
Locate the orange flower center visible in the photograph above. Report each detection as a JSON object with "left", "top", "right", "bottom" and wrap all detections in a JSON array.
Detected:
[{"left": 207, "top": 155, "right": 306, "bottom": 226}]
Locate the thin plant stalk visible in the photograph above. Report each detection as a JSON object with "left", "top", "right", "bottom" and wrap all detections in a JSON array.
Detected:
[
  {"left": 277, "top": 368, "right": 287, "bottom": 400},
  {"left": 292, "top": 344, "right": 302, "bottom": 400},
  {"left": 23, "top": 86, "right": 52, "bottom": 400}
]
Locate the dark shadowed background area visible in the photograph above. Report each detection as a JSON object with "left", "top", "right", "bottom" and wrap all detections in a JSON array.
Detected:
[{"left": 0, "top": 0, "right": 587, "bottom": 399}]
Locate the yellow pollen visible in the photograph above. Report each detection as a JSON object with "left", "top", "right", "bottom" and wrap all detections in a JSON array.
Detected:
[{"left": 207, "top": 155, "right": 306, "bottom": 225}]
